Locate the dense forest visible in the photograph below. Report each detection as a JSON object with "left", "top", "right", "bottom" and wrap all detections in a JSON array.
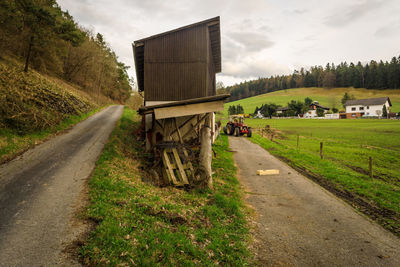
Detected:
[
  {"left": 0, "top": 0, "right": 131, "bottom": 102},
  {"left": 220, "top": 56, "right": 400, "bottom": 102}
]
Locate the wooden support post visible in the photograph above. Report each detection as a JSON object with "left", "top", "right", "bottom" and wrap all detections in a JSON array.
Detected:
[
  {"left": 199, "top": 125, "right": 213, "bottom": 189},
  {"left": 369, "top": 156, "right": 373, "bottom": 178},
  {"left": 320, "top": 142, "right": 323, "bottom": 159},
  {"left": 297, "top": 134, "right": 299, "bottom": 149}
]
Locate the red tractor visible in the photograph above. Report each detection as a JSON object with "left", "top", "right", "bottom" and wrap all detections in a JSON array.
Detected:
[{"left": 223, "top": 115, "right": 252, "bottom": 137}]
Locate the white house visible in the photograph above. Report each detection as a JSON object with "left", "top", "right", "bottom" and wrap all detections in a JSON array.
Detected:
[
  {"left": 344, "top": 97, "right": 392, "bottom": 118},
  {"left": 304, "top": 101, "right": 330, "bottom": 118}
]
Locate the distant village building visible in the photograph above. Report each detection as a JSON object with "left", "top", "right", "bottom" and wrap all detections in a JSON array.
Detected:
[
  {"left": 253, "top": 110, "right": 265, "bottom": 119},
  {"left": 344, "top": 97, "right": 391, "bottom": 118},
  {"left": 304, "top": 101, "right": 330, "bottom": 118}
]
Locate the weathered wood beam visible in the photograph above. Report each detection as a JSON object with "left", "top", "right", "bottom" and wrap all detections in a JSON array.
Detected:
[{"left": 182, "top": 114, "right": 208, "bottom": 140}]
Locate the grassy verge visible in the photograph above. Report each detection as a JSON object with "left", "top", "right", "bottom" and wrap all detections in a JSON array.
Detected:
[
  {"left": 80, "top": 107, "right": 251, "bottom": 266},
  {"left": 0, "top": 106, "right": 105, "bottom": 164},
  {"left": 249, "top": 130, "right": 399, "bottom": 236}
]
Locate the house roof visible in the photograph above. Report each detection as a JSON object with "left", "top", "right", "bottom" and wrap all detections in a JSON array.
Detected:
[
  {"left": 277, "top": 107, "right": 289, "bottom": 111},
  {"left": 310, "top": 103, "right": 330, "bottom": 110},
  {"left": 344, "top": 97, "right": 392, "bottom": 107},
  {"left": 133, "top": 17, "right": 221, "bottom": 92}
]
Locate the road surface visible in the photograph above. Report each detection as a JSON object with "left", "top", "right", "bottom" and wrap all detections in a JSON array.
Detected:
[
  {"left": 229, "top": 136, "right": 400, "bottom": 267},
  {"left": 0, "top": 105, "right": 123, "bottom": 266}
]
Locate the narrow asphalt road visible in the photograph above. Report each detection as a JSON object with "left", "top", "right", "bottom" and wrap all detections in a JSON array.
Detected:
[
  {"left": 0, "top": 105, "right": 123, "bottom": 266},
  {"left": 229, "top": 137, "right": 400, "bottom": 267}
]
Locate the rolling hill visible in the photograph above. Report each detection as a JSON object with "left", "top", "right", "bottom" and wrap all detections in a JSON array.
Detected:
[{"left": 223, "top": 87, "right": 400, "bottom": 116}]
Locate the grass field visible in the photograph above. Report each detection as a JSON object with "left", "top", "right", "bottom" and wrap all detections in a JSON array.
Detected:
[
  {"left": 223, "top": 87, "right": 400, "bottom": 116},
  {"left": 81, "top": 107, "right": 252, "bottom": 266},
  {"left": 238, "top": 118, "right": 400, "bottom": 235}
]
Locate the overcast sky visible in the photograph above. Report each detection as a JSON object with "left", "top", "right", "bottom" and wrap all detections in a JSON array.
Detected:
[{"left": 58, "top": 0, "right": 400, "bottom": 87}]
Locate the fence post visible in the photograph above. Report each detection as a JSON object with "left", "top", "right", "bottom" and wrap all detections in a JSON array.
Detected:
[
  {"left": 369, "top": 157, "right": 373, "bottom": 178},
  {"left": 297, "top": 134, "right": 299, "bottom": 149},
  {"left": 320, "top": 142, "right": 323, "bottom": 159}
]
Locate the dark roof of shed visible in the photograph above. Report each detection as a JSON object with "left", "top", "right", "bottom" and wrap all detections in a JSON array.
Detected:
[
  {"left": 344, "top": 97, "right": 391, "bottom": 106},
  {"left": 133, "top": 17, "right": 221, "bottom": 92}
]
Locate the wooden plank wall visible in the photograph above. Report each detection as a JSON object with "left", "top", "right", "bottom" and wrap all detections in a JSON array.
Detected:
[
  {"left": 144, "top": 25, "right": 208, "bottom": 101},
  {"left": 207, "top": 26, "right": 216, "bottom": 96}
]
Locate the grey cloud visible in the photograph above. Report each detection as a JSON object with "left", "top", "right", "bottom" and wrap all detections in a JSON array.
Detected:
[
  {"left": 258, "top": 25, "right": 272, "bottom": 32},
  {"left": 293, "top": 9, "right": 308, "bottom": 14},
  {"left": 324, "top": 0, "right": 382, "bottom": 27},
  {"left": 222, "top": 36, "right": 242, "bottom": 62},
  {"left": 227, "top": 31, "right": 274, "bottom": 52},
  {"left": 375, "top": 20, "right": 400, "bottom": 37},
  {"left": 222, "top": 58, "right": 290, "bottom": 79}
]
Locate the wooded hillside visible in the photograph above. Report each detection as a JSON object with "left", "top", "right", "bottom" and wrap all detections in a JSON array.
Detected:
[
  {"left": 0, "top": 0, "right": 131, "bottom": 102},
  {"left": 222, "top": 56, "right": 400, "bottom": 102}
]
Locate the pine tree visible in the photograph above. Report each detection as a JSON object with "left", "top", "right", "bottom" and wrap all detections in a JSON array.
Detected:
[
  {"left": 316, "top": 107, "right": 325, "bottom": 117},
  {"left": 304, "top": 97, "right": 313, "bottom": 106},
  {"left": 382, "top": 105, "right": 388, "bottom": 118}
]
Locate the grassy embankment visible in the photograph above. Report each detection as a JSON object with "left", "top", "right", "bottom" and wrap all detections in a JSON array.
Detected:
[
  {"left": 0, "top": 57, "right": 109, "bottom": 163},
  {"left": 80, "top": 107, "right": 251, "bottom": 266},
  {"left": 241, "top": 118, "right": 400, "bottom": 235},
  {"left": 223, "top": 87, "right": 400, "bottom": 116}
]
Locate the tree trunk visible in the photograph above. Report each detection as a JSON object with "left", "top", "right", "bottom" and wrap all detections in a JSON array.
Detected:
[
  {"left": 199, "top": 122, "right": 213, "bottom": 189},
  {"left": 24, "top": 35, "right": 34, "bottom": 72}
]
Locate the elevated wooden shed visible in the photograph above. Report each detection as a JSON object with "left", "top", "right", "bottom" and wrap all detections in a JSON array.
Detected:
[
  {"left": 132, "top": 17, "right": 227, "bottom": 188},
  {"left": 133, "top": 16, "right": 221, "bottom": 105}
]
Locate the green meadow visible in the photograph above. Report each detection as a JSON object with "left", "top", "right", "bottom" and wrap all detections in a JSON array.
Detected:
[{"left": 223, "top": 87, "right": 400, "bottom": 116}]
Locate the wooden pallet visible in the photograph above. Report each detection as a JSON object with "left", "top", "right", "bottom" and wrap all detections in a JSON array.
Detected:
[{"left": 162, "top": 147, "right": 193, "bottom": 186}]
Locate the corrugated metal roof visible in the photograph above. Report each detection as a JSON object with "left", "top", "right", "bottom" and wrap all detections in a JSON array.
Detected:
[{"left": 344, "top": 97, "right": 391, "bottom": 106}]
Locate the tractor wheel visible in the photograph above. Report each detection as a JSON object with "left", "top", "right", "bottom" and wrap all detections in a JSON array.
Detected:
[
  {"left": 234, "top": 127, "right": 240, "bottom": 137},
  {"left": 223, "top": 126, "right": 228, "bottom": 134},
  {"left": 247, "top": 128, "right": 252, "bottom": 137},
  {"left": 228, "top": 125, "right": 234, "bottom": 135}
]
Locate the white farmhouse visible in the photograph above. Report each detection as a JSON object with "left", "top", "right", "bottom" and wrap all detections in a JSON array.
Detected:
[
  {"left": 344, "top": 97, "right": 391, "bottom": 118},
  {"left": 304, "top": 101, "right": 330, "bottom": 118}
]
